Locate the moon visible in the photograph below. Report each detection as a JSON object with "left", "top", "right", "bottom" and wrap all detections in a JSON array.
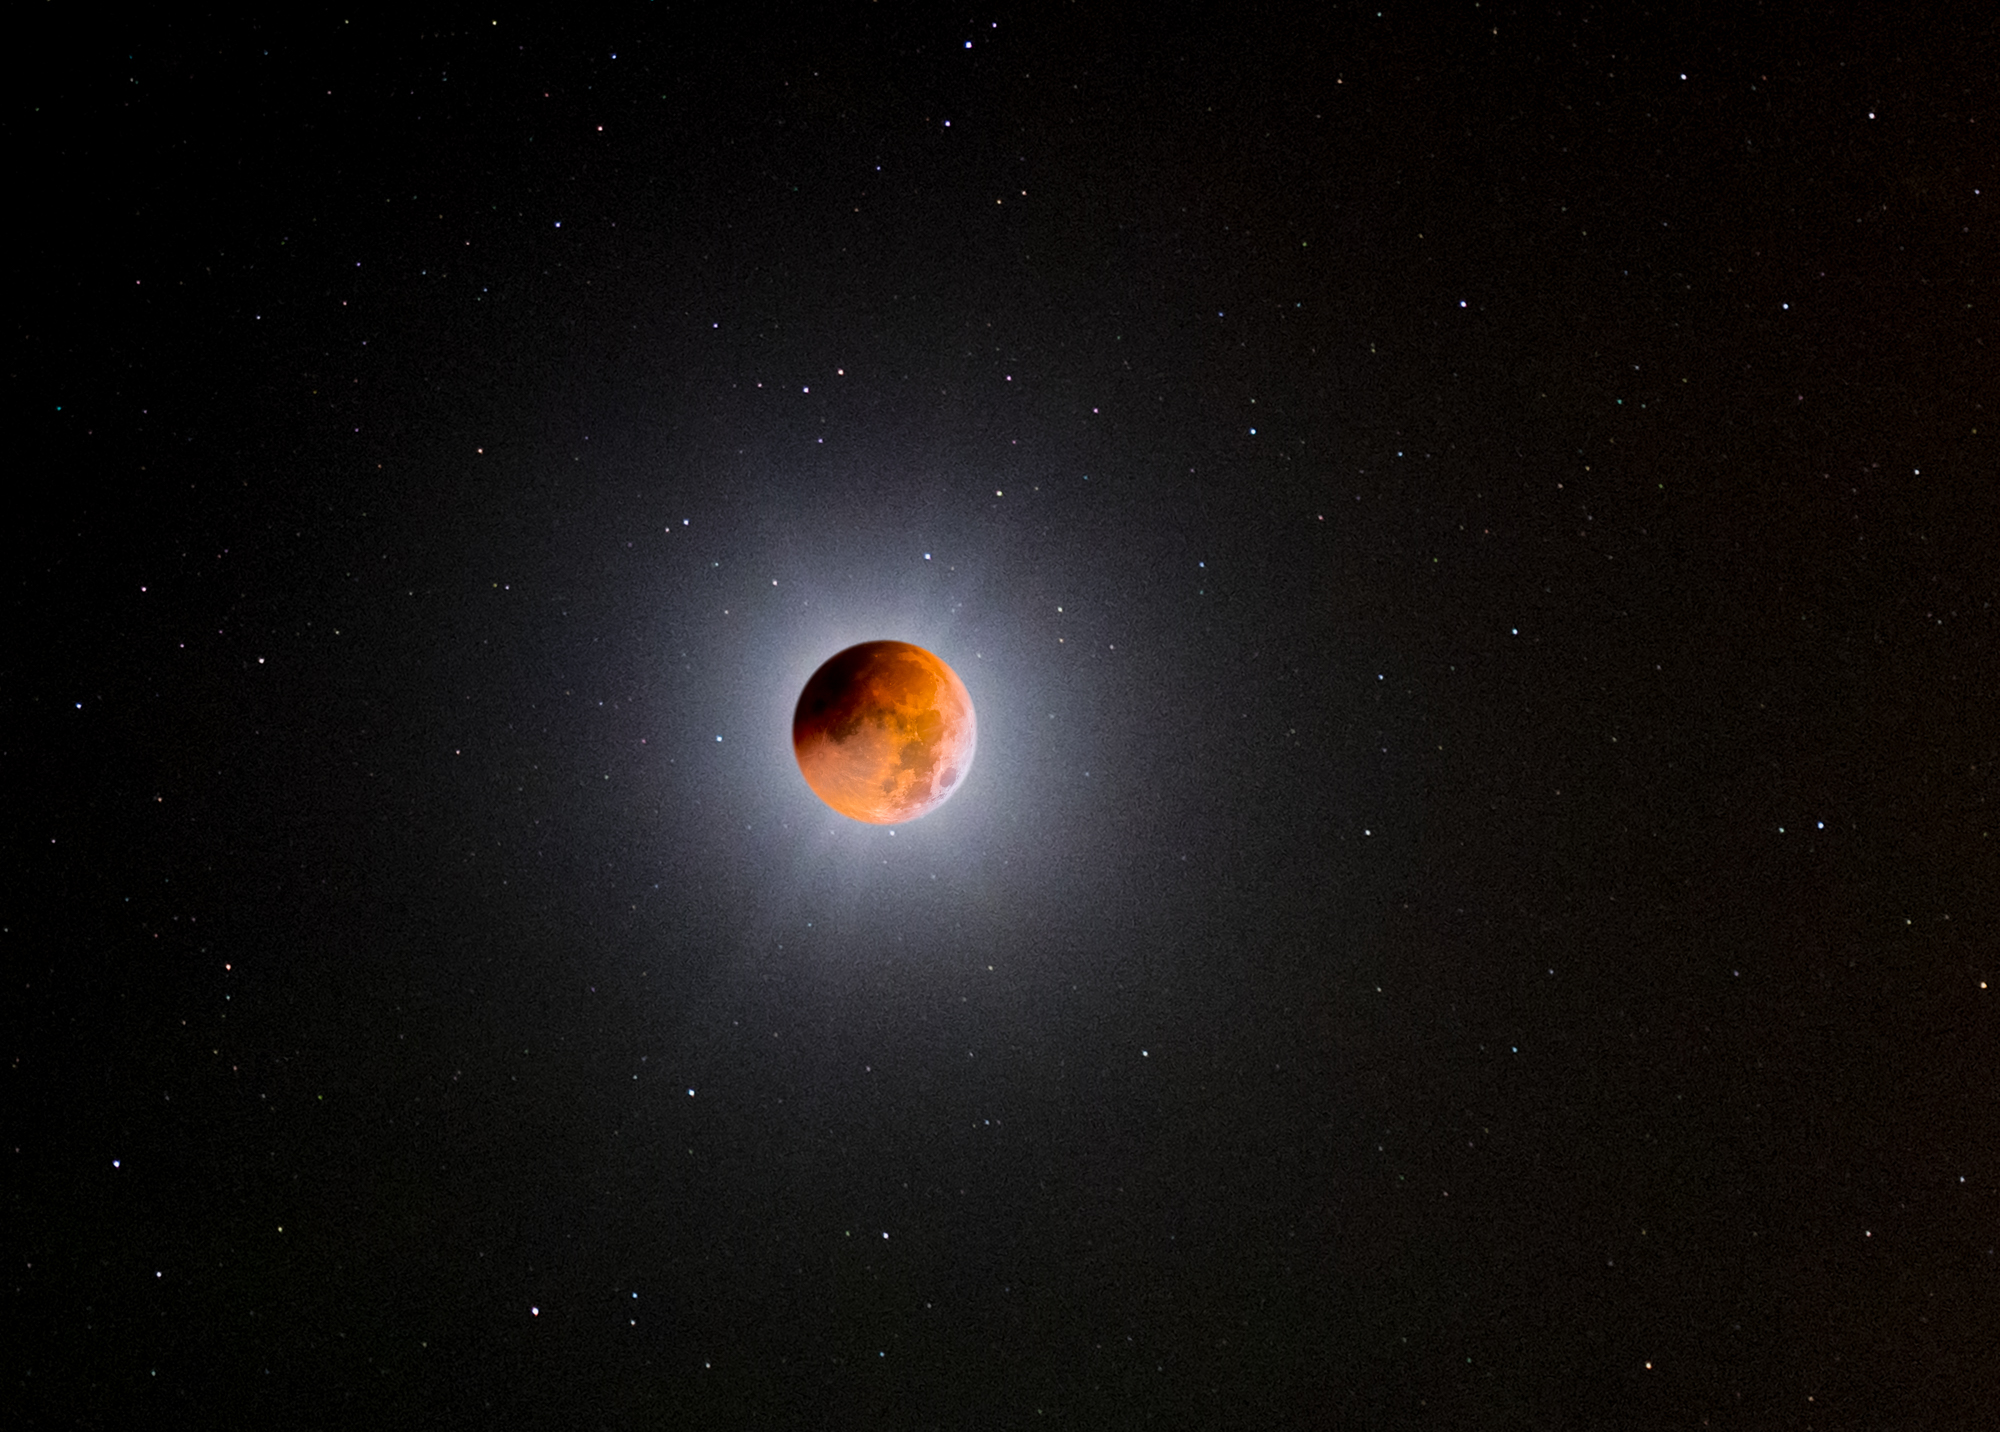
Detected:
[{"left": 792, "top": 641, "right": 977, "bottom": 824}]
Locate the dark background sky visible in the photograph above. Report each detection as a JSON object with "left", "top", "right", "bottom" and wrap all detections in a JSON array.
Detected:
[{"left": 12, "top": 5, "right": 1997, "bottom": 1427}]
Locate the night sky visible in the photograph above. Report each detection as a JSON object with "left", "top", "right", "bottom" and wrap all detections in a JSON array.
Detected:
[{"left": 14, "top": 7, "right": 1998, "bottom": 1427}]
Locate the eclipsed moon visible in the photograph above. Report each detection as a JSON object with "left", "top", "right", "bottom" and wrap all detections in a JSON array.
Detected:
[{"left": 792, "top": 641, "right": 976, "bottom": 824}]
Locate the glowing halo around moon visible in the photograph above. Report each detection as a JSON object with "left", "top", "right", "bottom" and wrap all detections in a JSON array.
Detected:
[{"left": 792, "top": 641, "right": 977, "bottom": 824}]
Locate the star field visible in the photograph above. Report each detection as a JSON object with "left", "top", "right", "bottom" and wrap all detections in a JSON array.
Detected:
[{"left": 13, "top": 7, "right": 1998, "bottom": 1428}]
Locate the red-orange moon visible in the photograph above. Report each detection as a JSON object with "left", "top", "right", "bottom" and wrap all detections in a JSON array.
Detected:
[{"left": 792, "top": 641, "right": 977, "bottom": 824}]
